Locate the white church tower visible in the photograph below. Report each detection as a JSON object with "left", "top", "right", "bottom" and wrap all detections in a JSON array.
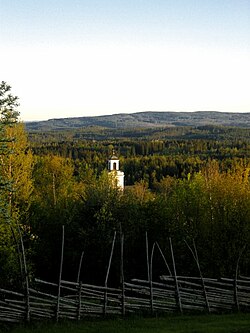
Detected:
[{"left": 108, "top": 151, "right": 124, "bottom": 190}]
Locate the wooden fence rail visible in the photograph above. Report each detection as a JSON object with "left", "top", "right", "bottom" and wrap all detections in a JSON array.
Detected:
[
  {"left": 1, "top": 229, "right": 249, "bottom": 323},
  {"left": 0, "top": 275, "right": 249, "bottom": 323}
]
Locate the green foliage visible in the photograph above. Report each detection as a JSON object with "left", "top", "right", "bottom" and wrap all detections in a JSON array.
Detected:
[
  {"left": 28, "top": 126, "right": 250, "bottom": 187},
  {"left": 26, "top": 124, "right": 250, "bottom": 283},
  {"left": 28, "top": 160, "right": 250, "bottom": 283},
  {"left": 2, "top": 92, "right": 250, "bottom": 288},
  {"left": 0, "top": 81, "right": 19, "bottom": 124},
  {"left": 0, "top": 82, "right": 26, "bottom": 288},
  {"left": 0, "top": 82, "right": 19, "bottom": 215}
]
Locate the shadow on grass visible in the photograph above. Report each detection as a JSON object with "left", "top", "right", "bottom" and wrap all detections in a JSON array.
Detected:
[{"left": 1, "top": 313, "right": 250, "bottom": 333}]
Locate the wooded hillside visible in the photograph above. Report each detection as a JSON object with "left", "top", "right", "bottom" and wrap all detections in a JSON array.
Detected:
[
  {"left": 25, "top": 111, "right": 250, "bottom": 131},
  {"left": 0, "top": 93, "right": 249, "bottom": 294}
]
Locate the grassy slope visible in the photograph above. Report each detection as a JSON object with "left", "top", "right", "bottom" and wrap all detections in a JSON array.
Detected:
[{"left": 5, "top": 313, "right": 250, "bottom": 333}]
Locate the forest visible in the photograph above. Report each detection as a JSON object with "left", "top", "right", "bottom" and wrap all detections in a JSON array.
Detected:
[{"left": 0, "top": 82, "right": 250, "bottom": 294}]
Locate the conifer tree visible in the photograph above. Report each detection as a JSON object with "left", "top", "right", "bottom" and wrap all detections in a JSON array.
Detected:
[
  {"left": 0, "top": 81, "right": 20, "bottom": 220},
  {"left": 0, "top": 81, "right": 32, "bottom": 287}
]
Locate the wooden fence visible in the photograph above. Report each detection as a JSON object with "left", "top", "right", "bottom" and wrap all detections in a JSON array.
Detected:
[
  {"left": 0, "top": 229, "right": 249, "bottom": 323},
  {"left": 0, "top": 275, "right": 249, "bottom": 323}
]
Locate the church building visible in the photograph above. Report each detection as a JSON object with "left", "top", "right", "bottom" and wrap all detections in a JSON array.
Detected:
[{"left": 108, "top": 151, "right": 124, "bottom": 190}]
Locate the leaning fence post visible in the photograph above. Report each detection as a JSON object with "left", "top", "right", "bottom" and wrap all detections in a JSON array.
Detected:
[
  {"left": 77, "top": 281, "right": 82, "bottom": 320},
  {"left": 56, "top": 225, "right": 65, "bottom": 322},
  {"left": 185, "top": 239, "right": 210, "bottom": 312},
  {"left": 146, "top": 232, "right": 150, "bottom": 282},
  {"left": 234, "top": 246, "right": 246, "bottom": 312},
  {"left": 193, "top": 240, "right": 210, "bottom": 313},
  {"left": 234, "top": 277, "right": 239, "bottom": 312},
  {"left": 103, "top": 231, "right": 116, "bottom": 316},
  {"left": 19, "top": 226, "right": 30, "bottom": 322},
  {"left": 169, "top": 238, "right": 182, "bottom": 314},
  {"left": 149, "top": 242, "right": 156, "bottom": 315},
  {"left": 120, "top": 233, "right": 125, "bottom": 316},
  {"left": 155, "top": 241, "right": 172, "bottom": 276},
  {"left": 77, "top": 251, "right": 84, "bottom": 284},
  {"left": 76, "top": 251, "right": 84, "bottom": 320}
]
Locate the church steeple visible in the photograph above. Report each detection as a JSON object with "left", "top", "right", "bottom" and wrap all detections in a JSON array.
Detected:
[
  {"left": 108, "top": 150, "right": 120, "bottom": 171},
  {"left": 108, "top": 150, "right": 124, "bottom": 190}
]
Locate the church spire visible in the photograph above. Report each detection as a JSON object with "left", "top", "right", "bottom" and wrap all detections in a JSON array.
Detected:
[
  {"left": 108, "top": 150, "right": 124, "bottom": 190},
  {"left": 108, "top": 150, "right": 120, "bottom": 171}
]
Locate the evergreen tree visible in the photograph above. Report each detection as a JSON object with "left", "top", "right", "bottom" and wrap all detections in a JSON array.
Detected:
[
  {"left": 0, "top": 81, "right": 22, "bottom": 285},
  {"left": 0, "top": 81, "right": 19, "bottom": 219},
  {"left": 0, "top": 81, "right": 32, "bottom": 287}
]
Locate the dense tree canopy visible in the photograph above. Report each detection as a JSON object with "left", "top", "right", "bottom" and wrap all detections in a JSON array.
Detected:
[
  {"left": 0, "top": 83, "right": 250, "bottom": 288},
  {"left": 28, "top": 144, "right": 250, "bottom": 284}
]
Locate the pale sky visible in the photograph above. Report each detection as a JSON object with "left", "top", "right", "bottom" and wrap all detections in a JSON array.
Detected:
[{"left": 1, "top": 0, "right": 250, "bottom": 121}]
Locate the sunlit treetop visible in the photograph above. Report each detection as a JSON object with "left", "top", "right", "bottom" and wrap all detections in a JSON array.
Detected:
[{"left": 0, "top": 81, "right": 19, "bottom": 124}]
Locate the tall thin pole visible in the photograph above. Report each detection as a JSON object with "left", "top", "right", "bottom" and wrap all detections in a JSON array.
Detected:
[
  {"left": 120, "top": 233, "right": 125, "bottom": 316},
  {"left": 76, "top": 250, "right": 84, "bottom": 321},
  {"left": 77, "top": 251, "right": 84, "bottom": 284},
  {"left": 56, "top": 225, "right": 64, "bottom": 322},
  {"left": 185, "top": 240, "right": 210, "bottom": 312},
  {"left": 234, "top": 245, "right": 246, "bottom": 312},
  {"left": 19, "top": 225, "right": 30, "bottom": 322},
  {"left": 77, "top": 281, "right": 82, "bottom": 321},
  {"left": 155, "top": 241, "right": 172, "bottom": 276},
  {"left": 146, "top": 232, "right": 150, "bottom": 281},
  {"left": 193, "top": 240, "right": 210, "bottom": 312},
  {"left": 104, "top": 231, "right": 116, "bottom": 316},
  {"left": 149, "top": 242, "right": 155, "bottom": 315},
  {"left": 169, "top": 238, "right": 182, "bottom": 313}
]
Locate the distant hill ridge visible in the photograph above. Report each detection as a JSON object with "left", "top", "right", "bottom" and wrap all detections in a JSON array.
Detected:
[{"left": 25, "top": 111, "right": 250, "bottom": 131}]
